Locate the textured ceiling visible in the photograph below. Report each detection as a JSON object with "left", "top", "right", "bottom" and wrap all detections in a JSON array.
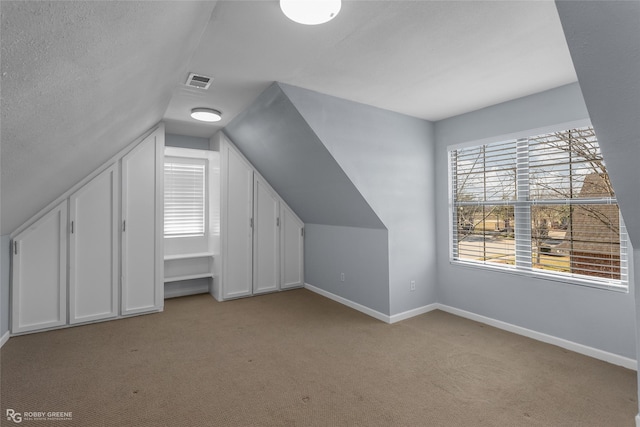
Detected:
[
  {"left": 164, "top": 0, "right": 577, "bottom": 137},
  {"left": 1, "top": 1, "right": 216, "bottom": 234},
  {"left": 1, "top": 1, "right": 577, "bottom": 234}
]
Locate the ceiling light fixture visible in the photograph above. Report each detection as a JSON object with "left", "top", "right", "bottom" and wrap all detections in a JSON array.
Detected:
[
  {"left": 190, "top": 108, "right": 222, "bottom": 123},
  {"left": 280, "top": 0, "right": 341, "bottom": 25}
]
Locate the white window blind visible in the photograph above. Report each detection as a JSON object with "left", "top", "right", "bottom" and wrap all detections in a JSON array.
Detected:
[
  {"left": 164, "top": 159, "right": 206, "bottom": 238},
  {"left": 450, "top": 126, "right": 628, "bottom": 291}
]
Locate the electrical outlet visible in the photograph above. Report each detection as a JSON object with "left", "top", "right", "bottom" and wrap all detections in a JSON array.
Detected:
[
  {"left": 410, "top": 280, "right": 416, "bottom": 291},
  {"left": 340, "top": 273, "right": 345, "bottom": 282}
]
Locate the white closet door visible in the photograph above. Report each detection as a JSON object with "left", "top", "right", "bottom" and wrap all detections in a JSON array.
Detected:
[
  {"left": 122, "top": 133, "right": 162, "bottom": 315},
  {"left": 280, "top": 204, "right": 304, "bottom": 290},
  {"left": 12, "top": 202, "right": 67, "bottom": 333},
  {"left": 69, "top": 164, "right": 118, "bottom": 324},
  {"left": 222, "top": 145, "right": 254, "bottom": 299},
  {"left": 253, "top": 176, "right": 280, "bottom": 294}
]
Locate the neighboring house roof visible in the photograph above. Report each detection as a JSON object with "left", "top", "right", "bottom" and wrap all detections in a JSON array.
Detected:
[{"left": 555, "top": 173, "right": 619, "bottom": 254}]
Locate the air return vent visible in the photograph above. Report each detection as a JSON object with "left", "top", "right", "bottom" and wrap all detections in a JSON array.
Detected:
[{"left": 185, "top": 73, "right": 213, "bottom": 90}]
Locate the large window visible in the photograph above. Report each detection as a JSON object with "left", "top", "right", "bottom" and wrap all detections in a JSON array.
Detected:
[{"left": 449, "top": 126, "right": 628, "bottom": 291}]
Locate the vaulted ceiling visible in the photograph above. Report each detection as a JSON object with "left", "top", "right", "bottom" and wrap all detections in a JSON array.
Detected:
[
  {"left": 1, "top": 1, "right": 577, "bottom": 234},
  {"left": 0, "top": 1, "right": 216, "bottom": 234},
  {"left": 164, "top": 0, "right": 577, "bottom": 137}
]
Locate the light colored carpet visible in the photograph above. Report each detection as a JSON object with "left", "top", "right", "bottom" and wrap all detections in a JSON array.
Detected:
[{"left": 1, "top": 289, "right": 637, "bottom": 426}]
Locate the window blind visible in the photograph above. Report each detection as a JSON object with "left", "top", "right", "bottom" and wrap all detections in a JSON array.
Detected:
[
  {"left": 451, "top": 140, "right": 517, "bottom": 266},
  {"left": 164, "top": 159, "right": 206, "bottom": 238},
  {"left": 450, "top": 126, "right": 628, "bottom": 290}
]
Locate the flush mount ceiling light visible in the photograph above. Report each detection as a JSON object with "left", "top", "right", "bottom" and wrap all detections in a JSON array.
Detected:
[
  {"left": 190, "top": 108, "right": 222, "bottom": 122},
  {"left": 280, "top": 0, "right": 341, "bottom": 25}
]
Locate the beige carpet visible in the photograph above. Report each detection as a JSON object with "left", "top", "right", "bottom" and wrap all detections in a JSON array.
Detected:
[{"left": 1, "top": 289, "right": 637, "bottom": 426}]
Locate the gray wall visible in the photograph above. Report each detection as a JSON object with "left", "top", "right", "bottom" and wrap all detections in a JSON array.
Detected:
[
  {"left": 555, "top": 0, "right": 640, "bottom": 413},
  {"left": 280, "top": 84, "right": 437, "bottom": 316},
  {"left": 224, "top": 83, "right": 389, "bottom": 313},
  {"left": 305, "top": 224, "right": 390, "bottom": 315},
  {"left": 165, "top": 133, "right": 210, "bottom": 150},
  {"left": 434, "top": 83, "right": 636, "bottom": 359},
  {"left": 224, "top": 83, "right": 436, "bottom": 316}
]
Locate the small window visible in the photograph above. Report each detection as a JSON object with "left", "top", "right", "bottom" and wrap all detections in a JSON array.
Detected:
[
  {"left": 449, "top": 126, "right": 628, "bottom": 291},
  {"left": 164, "top": 158, "right": 206, "bottom": 238}
]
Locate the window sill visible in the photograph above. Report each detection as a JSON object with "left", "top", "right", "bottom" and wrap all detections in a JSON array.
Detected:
[
  {"left": 164, "top": 252, "right": 215, "bottom": 261},
  {"left": 449, "top": 259, "right": 629, "bottom": 293}
]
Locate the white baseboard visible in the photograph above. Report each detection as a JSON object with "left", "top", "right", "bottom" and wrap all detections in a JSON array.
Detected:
[
  {"left": 304, "top": 283, "right": 438, "bottom": 324},
  {"left": 302, "top": 284, "right": 636, "bottom": 370},
  {"left": 389, "top": 303, "right": 439, "bottom": 323},
  {"left": 436, "top": 304, "right": 637, "bottom": 371},
  {"left": 0, "top": 330, "right": 9, "bottom": 348},
  {"left": 304, "top": 283, "right": 391, "bottom": 323}
]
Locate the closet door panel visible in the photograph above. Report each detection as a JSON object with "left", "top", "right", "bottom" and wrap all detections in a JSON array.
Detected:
[
  {"left": 280, "top": 204, "right": 304, "bottom": 290},
  {"left": 253, "top": 176, "right": 280, "bottom": 294},
  {"left": 122, "top": 133, "right": 162, "bottom": 314},
  {"left": 69, "top": 164, "right": 118, "bottom": 324},
  {"left": 223, "top": 146, "right": 254, "bottom": 299},
  {"left": 11, "top": 202, "right": 68, "bottom": 333}
]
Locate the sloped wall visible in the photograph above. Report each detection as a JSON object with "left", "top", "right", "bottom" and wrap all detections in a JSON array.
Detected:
[
  {"left": 224, "top": 83, "right": 391, "bottom": 314},
  {"left": 225, "top": 83, "right": 436, "bottom": 316},
  {"left": 555, "top": 1, "right": 640, "bottom": 247},
  {"left": 279, "top": 84, "right": 436, "bottom": 316},
  {"left": 224, "top": 83, "right": 385, "bottom": 229}
]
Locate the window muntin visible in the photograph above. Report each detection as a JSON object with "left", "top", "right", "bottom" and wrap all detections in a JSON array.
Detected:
[
  {"left": 449, "top": 126, "right": 628, "bottom": 290},
  {"left": 164, "top": 158, "right": 206, "bottom": 238}
]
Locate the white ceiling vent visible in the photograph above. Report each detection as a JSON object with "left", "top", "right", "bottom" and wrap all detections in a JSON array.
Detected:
[{"left": 186, "top": 73, "right": 213, "bottom": 90}]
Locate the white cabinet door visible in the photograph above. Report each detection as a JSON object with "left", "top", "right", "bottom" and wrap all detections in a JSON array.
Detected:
[
  {"left": 222, "top": 145, "right": 254, "bottom": 299},
  {"left": 280, "top": 204, "right": 304, "bottom": 290},
  {"left": 69, "top": 164, "right": 118, "bottom": 324},
  {"left": 122, "top": 133, "right": 163, "bottom": 315},
  {"left": 253, "top": 176, "right": 280, "bottom": 294},
  {"left": 12, "top": 202, "right": 68, "bottom": 333}
]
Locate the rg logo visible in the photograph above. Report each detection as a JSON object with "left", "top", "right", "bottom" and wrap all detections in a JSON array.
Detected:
[{"left": 6, "top": 409, "right": 22, "bottom": 423}]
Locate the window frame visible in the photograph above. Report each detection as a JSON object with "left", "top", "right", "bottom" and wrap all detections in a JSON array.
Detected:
[
  {"left": 163, "top": 147, "right": 215, "bottom": 247},
  {"left": 447, "top": 120, "right": 629, "bottom": 293},
  {"left": 164, "top": 157, "right": 207, "bottom": 239}
]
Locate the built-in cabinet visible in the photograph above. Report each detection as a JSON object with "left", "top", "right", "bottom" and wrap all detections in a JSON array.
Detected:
[
  {"left": 10, "top": 125, "right": 302, "bottom": 336},
  {"left": 11, "top": 202, "right": 68, "bottom": 334},
  {"left": 220, "top": 144, "right": 255, "bottom": 299},
  {"left": 10, "top": 127, "right": 164, "bottom": 335},
  {"left": 69, "top": 163, "right": 118, "bottom": 324},
  {"left": 121, "top": 134, "right": 163, "bottom": 315},
  {"left": 280, "top": 203, "right": 305, "bottom": 290},
  {"left": 252, "top": 175, "right": 281, "bottom": 295},
  {"left": 214, "top": 133, "right": 304, "bottom": 301}
]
